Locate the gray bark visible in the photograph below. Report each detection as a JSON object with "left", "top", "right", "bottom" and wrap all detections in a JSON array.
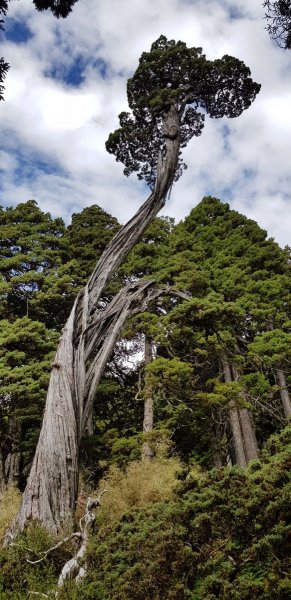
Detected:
[
  {"left": 232, "top": 365, "right": 259, "bottom": 462},
  {"left": 221, "top": 358, "right": 247, "bottom": 468},
  {"left": 13, "top": 104, "right": 181, "bottom": 534},
  {"left": 0, "top": 448, "right": 5, "bottom": 492},
  {"left": 212, "top": 449, "right": 223, "bottom": 468},
  {"left": 142, "top": 336, "right": 155, "bottom": 460},
  {"left": 5, "top": 452, "right": 21, "bottom": 487},
  {"left": 0, "top": 418, "right": 21, "bottom": 490},
  {"left": 276, "top": 368, "right": 291, "bottom": 418},
  {"left": 238, "top": 409, "right": 259, "bottom": 462}
]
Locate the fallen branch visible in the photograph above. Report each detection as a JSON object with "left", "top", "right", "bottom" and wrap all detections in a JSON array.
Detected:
[
  {"left": 27, "top": 532, "right": 82, "bottom": 565},
  {"left": 57, "top": 490, "right": 108, "bottom": 588},
  {"left": 28, "top": 490, "right": 107, "bottom": 598}
]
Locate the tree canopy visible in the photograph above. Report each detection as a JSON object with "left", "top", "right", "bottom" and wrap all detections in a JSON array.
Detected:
[
  {"left": 0, "top": 0, "right": 79, "bottom": 100},
  {"left": 264, "top": 0, "right": 291, "bottom": 48},
  {"left": 106, "top": 35, "right": 260, "bottom": 188}
]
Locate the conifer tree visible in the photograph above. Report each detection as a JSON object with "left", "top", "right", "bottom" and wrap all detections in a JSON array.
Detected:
[
  {"left": 13, "top": 37, "right": 259, "bottom": 533},
  {"left": 154, "top": 197, "right": 290, "bottom": 464}
]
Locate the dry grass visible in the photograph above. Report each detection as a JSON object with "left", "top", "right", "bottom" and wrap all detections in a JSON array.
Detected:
[
  {"left": 96, "top": 456, "right": 182, "bottom": 531},
  {"left": 0, "top": 486, "right": 21, "bottom": 543}
]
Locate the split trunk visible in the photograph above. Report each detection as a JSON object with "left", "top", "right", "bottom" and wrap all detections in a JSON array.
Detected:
[
  {"left": 13, "top": 104, "right": 181, "bottom": 533},
  {"left": 221, "top": 358, "right": 258, "bottom": 467}
]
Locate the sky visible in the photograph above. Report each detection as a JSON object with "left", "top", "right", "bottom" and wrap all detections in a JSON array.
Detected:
[{"left": 0, "top": 0, "right": 291, "bottom": 247}]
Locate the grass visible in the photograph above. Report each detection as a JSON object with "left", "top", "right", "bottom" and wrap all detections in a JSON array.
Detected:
[{"left": 0, "top": 486, "right": 21, "bottom": 544}]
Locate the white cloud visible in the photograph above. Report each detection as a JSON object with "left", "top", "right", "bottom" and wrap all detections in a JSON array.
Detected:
[{"left": 0, "top": 0, "right": 291, "bottom": 247}]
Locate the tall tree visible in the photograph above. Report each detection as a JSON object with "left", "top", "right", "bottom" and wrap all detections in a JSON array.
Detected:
[
  {"left": 0, "top": 200, "right": 66, "bottom": 322},
  {"left": 13, "top": 36, "right": 260, "bottom": 533},
  {"left": 0, "top": 317, "right": 58, "bottom": 490},
  {"left": 153, "top": 197, "right": 289, "bottom": 464},
  {"left": 0, "top": 200, "right": 121, "bottom": 491}
]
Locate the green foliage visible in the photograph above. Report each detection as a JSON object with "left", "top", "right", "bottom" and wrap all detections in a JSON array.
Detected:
[
  {"left": 248, "top": 329, "right": 291, "bottom": 367},
  {"left": 71, "top": 426, "right": 291, "bottom": 600},
  {"left": 0, "top": 522, "right": 73, "bottom": 599},
  {"left": 0, "top": 200, "right": 121, "bottom": 487},
  {"left": 0, "top": 200, "right": 120, "bottom": 329},
  {"left": 95, "top": 455, "right": 182, "bottom": 534},
  {"left": 1, "top": 429, "right": 290, "bottom": 599},
  {"left": 106, "top": 36, "right": 260, "bottom": 187},
  {"left": 0, "top": 317, "right": 58, "bottom": 480},
  {"left": 264, "top": 1, "right": 291, "bottom": 49},
  {"left": 0, "top": 195, "right": 290, "bottom": 599},
  {"left": 0, "top": 200, "right": 66, "bottom": 324}
]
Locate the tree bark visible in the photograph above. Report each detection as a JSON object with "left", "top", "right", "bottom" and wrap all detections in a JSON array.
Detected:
[
  {"left": 238, "top": 409, "right": 259, "bottom": 462},
  {"left": 232, "top": 365, "right": 259, "bottom": 463},
  {"left": 12, "top": 104, "right": 181, "bottom": 534},
  {"left": 276, "top": 368, "right": 291, "bottom": 418},
  {"left": 142, "top": 336, "right": 155, "bottom": 460},
  {"left": 0, "top": 448, "right": 5, "bottom": 492},
  {"left": 221, "top": 358, "right": 247, "bottom": 468},
  {"left": 0, "top": 418, "right": 21, "bottom": 490},
  {"left": 5, "top": 451, "right": 21, "bottom": 487}
]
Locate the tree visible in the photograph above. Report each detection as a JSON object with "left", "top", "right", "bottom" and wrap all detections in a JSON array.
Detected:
[
  {"left": 0, "top": 200, "right": 66, "bottom": 323},
  {"left": 0, "top": 200, "right": 123, "bottom": 491},
  {"left": 0, "top": 317, "right": 58, "bottom": 490},
  {"left": 106, "top": 36, "right": 260, "bottom": 189},
  {"left": 249, "top": 329, "right": 291, "bottom": 417},
  {"left": 13, "top": 36, "right": 260, "bottom": 533},
  {"left": 0, "top": 0, "right": 80, "bottom": 100},
  {"left": 32, "top": 0, "right": 79, "bottom": 18},
  {"left": 264, "top": 0, "right": 291, "bottom": 48},
  {"left": 151, "top": 197, "right": 290, "bottom": 465}
]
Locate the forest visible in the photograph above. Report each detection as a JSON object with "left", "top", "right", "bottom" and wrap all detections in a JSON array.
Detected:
[
  {"left": 0, "top": 1, "right": 291, "bottom": 599},
  {"left": 0, "top": 195, "right": 290, "bottom": 598}
]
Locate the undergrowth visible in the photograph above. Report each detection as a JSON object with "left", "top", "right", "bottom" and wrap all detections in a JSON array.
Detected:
[
  {"left": 96, "top": 454, "right": 183, "bottom": 533},
  {"left": 0, "top": 428, "right": 290, "bottom": 599},
  {"left": 0, "top": 486, "right": 21, "bottom": 544}
]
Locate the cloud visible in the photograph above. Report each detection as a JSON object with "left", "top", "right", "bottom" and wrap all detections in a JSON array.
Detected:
[{"left": 0, "top": 0, "right": 290, "bottom": 247}]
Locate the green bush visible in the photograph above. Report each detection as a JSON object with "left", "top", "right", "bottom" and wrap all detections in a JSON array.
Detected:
[
  {"left": 74, "top": 426, "right": 291, "bottom": 600},
  {"left": 1, "top": 427, "right": 290, "bottom": 599}
]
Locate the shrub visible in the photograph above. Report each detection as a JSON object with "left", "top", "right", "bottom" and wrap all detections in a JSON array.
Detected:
[{"left": 96, "top": 454, "right": 183, "bottom": 532}]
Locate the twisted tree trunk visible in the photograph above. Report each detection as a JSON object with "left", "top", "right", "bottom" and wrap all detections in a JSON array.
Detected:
[{"left": 12, "top": 104, "right": 181, "bottom": 534}]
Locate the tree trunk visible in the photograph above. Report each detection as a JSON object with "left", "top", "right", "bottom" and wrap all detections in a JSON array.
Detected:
[
  {"left": 0, "top": 418, "right": 21, "bottom": 490},
  {"left": 0, "top": 448, "right": 5, "bottom": 492},
  {"left": 232, "top": 365, "right": 259, "bottom": 462},
  {"left": 13, "top": 104, "right": 181, "bottom": 534},
  {"left": 212, "top": 449, "right": 223, "bottom": 468},
  {"left": 142, "top": 336, "right": 154, "bottom": 460},
  {"left": 276, "top": 368, "right": 291, "bottom": 418},
  {"left": 221, "top": 358, "right": 247, "bottom": 468},
  {"left": 238, "top": 409, "right": 259, "bottom": 462},
  {"left": 5, "top": 452, "right": 21, "bottom": 487}
]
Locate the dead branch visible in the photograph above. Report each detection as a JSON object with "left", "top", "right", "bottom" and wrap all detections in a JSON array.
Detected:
[{"left": 26, "top": 532, "right": 82, "bottom": 565}]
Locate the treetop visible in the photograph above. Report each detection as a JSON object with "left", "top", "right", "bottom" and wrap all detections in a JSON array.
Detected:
[{"left": 106, "top": 35, "right": 261, "bottom": 188}]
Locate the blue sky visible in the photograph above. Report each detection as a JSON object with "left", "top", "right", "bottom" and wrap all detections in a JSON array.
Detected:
[{"left": 0, "top": 0, "right": 291, "bottom": 246}]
